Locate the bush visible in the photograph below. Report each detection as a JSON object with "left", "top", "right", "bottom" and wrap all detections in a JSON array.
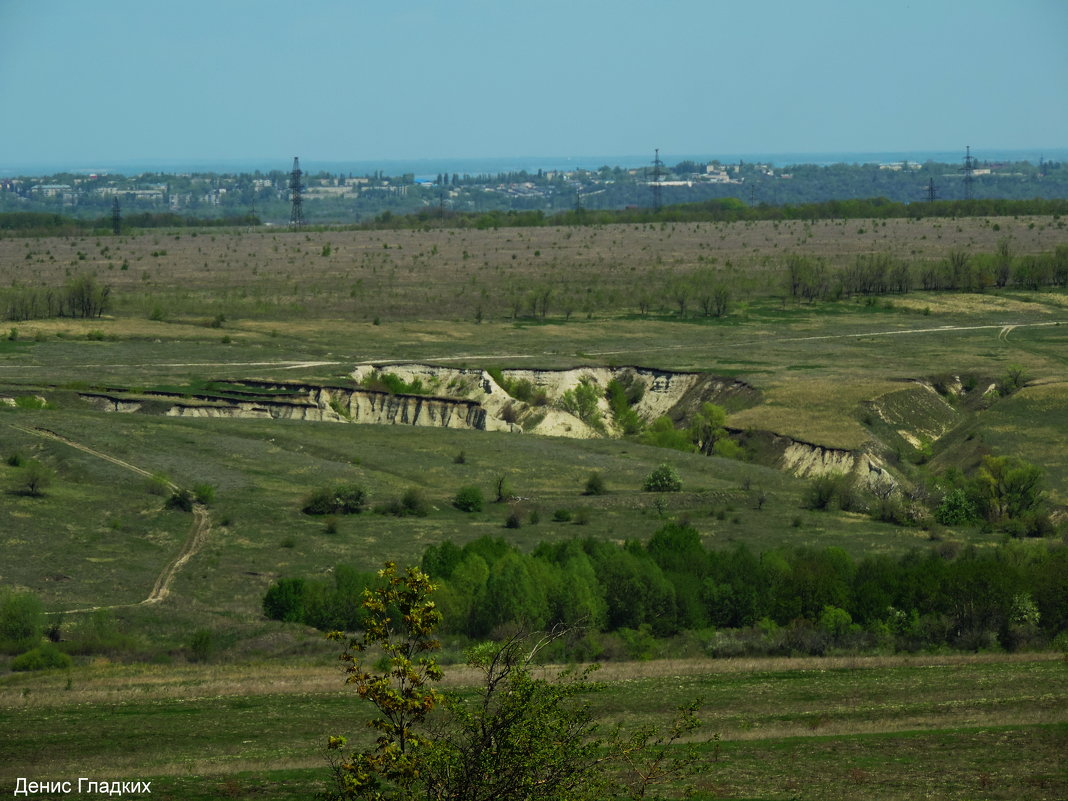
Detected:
[
  {"left": 401, "top": 487, "right": 431, "bottom": 516},
  {"left": 803, "top": 472, "right": 859, "bottom": 511},
  {"left": 453, "top": 485, "right": 484, "bottom": 513},
  {"left": 605, "top": 378, "right": 643, "bottom": 435},
  {"left": 302, "top": 484, "right": 368, "bottom": 515},
  {"left": 376, "top": 487, "right": 431, "bottom": 517},
  {"left": 643, "top": 464, "right": 682, "bottom": 492},
  {"left": 936, "top": 488, "right": 980, "bottom": 525},
  {"left": 188, "top": 629, "right": 220, "bottom": 662},
  {"left": 193, "top": 483, "right": 216, "bottom": 505},
  {"left": 558, "top": 376, "right": 604, "bottom": 432},
  {"left": 263, "top": 578, "right": 308, "bottom": 622},
  {"left": 12, "top": 643, "right": 72, "bottom": 672},
  {"left": 553, "top": 508, "right": 573, "bottom": 523},
  {"left": 145, "top": 473, "right": 171, "bottom": 496},
  {"left": 583, "top": 471, "right": 607, "bottom": 496},
  {"left": 165, "top": 488, "right": 194, "bottom": 512},
  {"left": 16, "top": 460, "right": 53, "bottom": 497},
  {"left": 640, "top": 417, "right": 693, "bottom": 451},
  {"left": 0, "top": 590, "right": 43, "bottom": 652},
  {"left": 61, "top": 609, "right": 135, "bottom": 656}
]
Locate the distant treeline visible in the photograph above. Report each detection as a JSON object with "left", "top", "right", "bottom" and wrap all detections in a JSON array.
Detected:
[
  {"left": 264, "top": 529, "right": 1067, "bottom": 657},
  {"left": 3, "top": 197, "right": 1067, "bottom": 237},
  {"left": 4, "top": 274, "right": 110, "bottom": 321},
  {"left": 0, "top": 211, "right": 259, "bottom": 236},
  {"left": 362, "top": 196, "right": 1068, "bottom": 231}
]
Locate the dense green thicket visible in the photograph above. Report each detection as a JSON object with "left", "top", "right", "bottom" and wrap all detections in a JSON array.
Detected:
[{"left": 265, "top": 529, "right": 1068, "bottom": 656}]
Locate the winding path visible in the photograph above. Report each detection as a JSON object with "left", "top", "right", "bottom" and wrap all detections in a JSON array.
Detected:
[{"left": 11, "top": 425, "right": 211, "bottom": 613}]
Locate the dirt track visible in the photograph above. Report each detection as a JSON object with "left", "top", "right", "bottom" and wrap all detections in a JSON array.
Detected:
[{"left": 12, "top": 425, "right": 211, "bottom": 613}]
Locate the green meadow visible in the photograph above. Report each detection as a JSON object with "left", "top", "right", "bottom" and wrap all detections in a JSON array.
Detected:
[{"left": 1, "top": 216, "right": 1066, "bottom": 798}]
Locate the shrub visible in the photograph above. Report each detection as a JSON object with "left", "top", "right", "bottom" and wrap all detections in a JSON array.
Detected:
[
  {"left": 605, "top": 377, "right": 644, "bottom": 435},
  {"left": 165, "top": 488, "right": 194, "bottom": 512},
  {"left": 302, "top": 484, "right": 368, "bottom": 515},
  {"left": 362, "top": 371, "right": 428, "bottom": 395},
  {"left": 188, "top": 629, "right": 220, "bottom": 662},
  {"left": 559, "top": 376, "right": 604, "bottom": 431},
  {"left": 505, "top": 509, "right": 523, "bottom": 529},
  {"left": 453, "top": 485, "right": 484, "bottom": 513},
  {"left": 640, "top": 417, "right": 693, "bottom": 451},
  {"left": 145, "top": 473, "right": 171, "bottom": 496},
  {"left": 0, "top": 590, "right": 43, "bottom": 652},
  {"left": 16, "top": 460, "right": 53, "bottom": 497},
  {"left": 14, "top": 395, "right": 49, "bottom": 410},
  {"left": 494, "top": 474, "right": 512, "bottom": 503},
  {"left": 193, "top": 483, "right": 216, "bottom": 505},
  {"left": 803, "top": 472, "right": 859, "bottom": 511},
  {"left": 583, "top": 471, "right": 607, "bottom": 496},
  {"left": 453, "top": 450, "right": 467, "bottom": 465},
  {"left": 500, "top": 401, "right": 519, "bottom": 424},
  {"left": 553, "top": 508, "right": 573, "bottom": 523},
  {"left": 377, "top": 488, "right": 432, "bottom": 517},
  {"left": 643, "top": 464, "right": 682, "bottom": 492},
  {"left": 401, "top": 487, "right": 431, "bottom": 517},
  {"left": 12, "top": 643, "right": 72, "bottom": 672},
  {"left": 936, "top": 488, "right": 980, "bottom": 525},
  {"left": 263, "top": 578, "right": 308, "bottom": 622}
]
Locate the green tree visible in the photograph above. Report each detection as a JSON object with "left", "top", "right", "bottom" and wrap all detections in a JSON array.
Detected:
[
  {"left": 325, "top": 563, "right": 444, "bottom": 801},
  {"left": 324, "top": 566, "right": 710, "bottom": 801},
  {"left": 974, "top": 455, "right": 1045, "bottom": 523}
]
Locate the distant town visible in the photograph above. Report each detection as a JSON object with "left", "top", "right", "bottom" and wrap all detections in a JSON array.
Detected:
[{"left": 2, "top": 154, "right": 1065, "bottom": 225}]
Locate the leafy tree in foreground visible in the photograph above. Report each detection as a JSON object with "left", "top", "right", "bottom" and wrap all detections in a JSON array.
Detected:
[
  {"left": 323, "top": 563, "right": 709, "bottom": 801},
  {"left": 325, "top": 563, "right": 443, "bottom": 801}
]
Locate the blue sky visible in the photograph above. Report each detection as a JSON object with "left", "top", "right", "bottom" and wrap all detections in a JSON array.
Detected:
[{"left": 1, "top": 0, "right": 1066, "bottom": 169}]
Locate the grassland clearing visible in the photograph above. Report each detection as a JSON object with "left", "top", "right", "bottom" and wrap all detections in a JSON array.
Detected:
[
  {"left": 1, "top": 215, "right": 1066, "bottom": 799},
  {"left": 1, "top": 654, "right": 1063, "bottom": 800}
]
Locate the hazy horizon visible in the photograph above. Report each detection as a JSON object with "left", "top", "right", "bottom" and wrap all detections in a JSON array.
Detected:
[
  {"left": 2, "top": 1, "right": 1065, "bottom": 171},
  {"left": 5, "top": 147, "right": 1068, "bottom": 181}
]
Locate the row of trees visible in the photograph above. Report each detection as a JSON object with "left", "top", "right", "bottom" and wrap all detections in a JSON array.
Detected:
[
  {"left": 785, "top": 243, "right": 1068, "bottom": 303},
  {"left": 3, "top": 274, "right": 110, "bottom": 321},
  {"left": 473, "top": 242, "right": 1065, "bottom": 328},
  {"left": 265, "top": 529, "right": 1068, "bottom": 655},
  {"left": 5, "top": 191, "right": 1068, "bottom": 234}
]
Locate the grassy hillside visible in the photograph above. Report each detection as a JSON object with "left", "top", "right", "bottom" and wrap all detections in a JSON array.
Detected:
[
  {"left": 1, "top": 217, "right": 1065, "bottom": 799},
  {"left": 1, "top": 654, "right": 1064, "bottom": 800}
]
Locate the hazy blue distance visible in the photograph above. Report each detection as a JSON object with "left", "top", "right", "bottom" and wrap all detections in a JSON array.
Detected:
[{"left": 1, "top": 0, "right": 1066, "bottom": 169}]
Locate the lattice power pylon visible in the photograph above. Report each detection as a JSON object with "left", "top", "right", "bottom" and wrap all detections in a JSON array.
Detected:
[
  {"left": 289, "top": 156, "right": 305, "bottom": 227},
  {"left": 961, "top": 145, "right": 977, "bottom": 200}
]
